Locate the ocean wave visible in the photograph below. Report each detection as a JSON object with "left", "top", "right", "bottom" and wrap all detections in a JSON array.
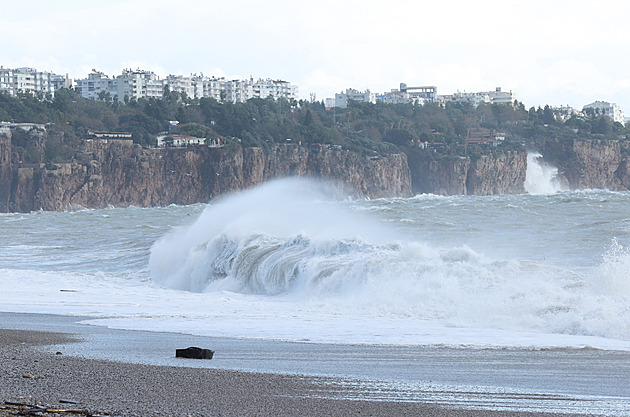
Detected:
[{"left": 149, "top": 179, "right": 630, "bottom": 341}]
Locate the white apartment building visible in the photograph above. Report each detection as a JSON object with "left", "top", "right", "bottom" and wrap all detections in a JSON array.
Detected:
[
  {"left": 163, "top": 75, "right": 296, "bottom": 103},
  {"left": 486, "top": 87, "right": 516, "bottom": 105},
  {"left": 325, "top": 88, "right": 376, "bottom": 108},
  {"left": 0, "top": 67, "right": 13, "bottom": 94},
  {"left": 376, "top": 89, "right": 428, "bottom": 105},
  {"left": 117, "top": 69, "right": 163, "bottom": 100},
  {"left": 583, "top": 101, "right": 625, "bottom": 124},
  {"left": 440, "top": 87, "right": 515, "bottom": 107},
  {"left": 445, "top": 91, "right": 492, "bottom": 107},
  {"left": 7, "top": 65, "right": 297, "bottom": 104},
  {"left": 165, "top": 74, "right": 196, "bottom": 99},
  {"left": 196, "top": 76, "right": 224, "bottom": 101},
  {"left": 224, "top": 79, "right": 253, "bottom": 103},
  {"left": 552, "top": 105, "right": 582, "bottom": 122},
  {"left": 76, "top": 69, "right": 163, "bottom": 102},
  {"left": 377, "top": 90, "right": 412, "bottom": 104},
  {"left": 164, "top": 74, "right": 226, "bottom": 101},
  {"left": 51, "top": 73, "right": 72, "bottom": 92},
  {"left": 0, "top": 66, "right": 70, "bottom": 97},
  {"left": 253, "top": 79, "right": 298, "bottom": 101},
  {"left": 75, "top": 70, "right": 114, "bottom": 100},
  {"left": 399, "top": 84, "right": 438, "bottom": 103}
]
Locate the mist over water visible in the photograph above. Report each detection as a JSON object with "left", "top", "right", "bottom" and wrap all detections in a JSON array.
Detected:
[{"left": 525, "top": 151, "right": 566, "bottom": 194}]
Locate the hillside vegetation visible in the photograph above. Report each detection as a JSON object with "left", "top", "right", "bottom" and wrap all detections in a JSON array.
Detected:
[{"left": 1, "top": 88, "right": 629, "bottom": 164}]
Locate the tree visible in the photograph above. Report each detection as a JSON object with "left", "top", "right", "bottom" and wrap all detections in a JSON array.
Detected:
[
  {"left": 384, "top": 128, "right": 413, "bottom": 146},
  {"left": 303, "top": 109, "right": 314, "bottom": 126},
  {"left": 542, "top": 105, "right": 555, "bottom": 125},
  {"left": 592, "top": 116, "right": 612, "bottom": 135},
  {"left": 97, "top": 90, "right": 111, "bottom": 103}
]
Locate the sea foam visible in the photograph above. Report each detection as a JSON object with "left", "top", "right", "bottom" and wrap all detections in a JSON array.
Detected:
[{"left": 149, "top": 179, "right": 630, "bottom": 342}]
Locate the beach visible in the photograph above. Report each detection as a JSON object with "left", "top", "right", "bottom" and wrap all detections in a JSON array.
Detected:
[
  {"left": 3, "top": 190, "right": 630, "bottom": 416},
  {"left": 0, "top": 315, "right": 603, "bottom": 417}
]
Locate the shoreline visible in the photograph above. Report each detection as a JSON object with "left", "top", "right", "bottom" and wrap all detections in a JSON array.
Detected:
[
  {"left": 0, "top": 312, "right": 608, "bottom": 416},
  {"left": 1, "top": 327, "right": 584, "bottom": 417}
]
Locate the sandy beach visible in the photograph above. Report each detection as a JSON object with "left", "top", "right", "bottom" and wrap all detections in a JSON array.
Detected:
[{"left": 0, "top": 324, "right": 593, "bottom": 417}]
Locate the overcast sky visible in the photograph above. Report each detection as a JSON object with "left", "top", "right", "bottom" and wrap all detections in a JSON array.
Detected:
[{"left": 2, "top": 0, "right": 630, "bottom": 113}]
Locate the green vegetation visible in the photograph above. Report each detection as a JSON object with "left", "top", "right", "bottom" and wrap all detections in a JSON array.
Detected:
[{"left": 2, "top": 88, "right": 629, "bottom": 164}]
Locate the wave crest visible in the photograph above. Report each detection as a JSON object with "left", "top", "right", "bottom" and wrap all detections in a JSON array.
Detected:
[{"left": 149, "top": 179, "right": 630, "bottom": 341}]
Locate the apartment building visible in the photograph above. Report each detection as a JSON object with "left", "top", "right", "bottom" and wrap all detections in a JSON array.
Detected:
[
  {"left": 117, "top": 69, "right": 163, "bottom": 100},
  {"left": 440, "top": 87, "right": 515, "bottom": 107},
  {"left": 399, "top": 84, "right": 438, "bottom": 103},
  {"left": 253, "top": 79, "right": 298, "bottom": 101},
  {"left": 164, "top": 74, "right": 226, "bottom": 101},
  {"left": 486, "top": 87, "right": 516, "bottom": 105},
  {"left": 583, "top": 101, "right": 625, "bottom": 124},
  {"left": 5, "top": 65, "right": 297, "bottom": 104},
  {"left": 325, "top": 88, "right": 376, "bottom": 108},
  {"left": 0, "top": 66, "right": 71, "bottom": 97},
  {"left": 165, "top": 74, "right": 196, "bottom": 99},
  {"left": 74, "top": 70, "right": 114, "bottom": 100},
  {"left": 444, "top": 91, "right": 491, "bottom": 107},
  {"left": 76, "top": 69, "right": 163, "bottom": 102}
]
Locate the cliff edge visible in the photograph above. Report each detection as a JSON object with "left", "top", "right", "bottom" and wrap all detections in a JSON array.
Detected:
[{"left": 0, "top": 138, "right": 413, "bottom": 212}]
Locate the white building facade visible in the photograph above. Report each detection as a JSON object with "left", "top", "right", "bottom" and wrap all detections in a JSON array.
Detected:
[
  {"left": 445, "top": 91, "right": 492, "bottom": 107},
  {"left": 486, "top": 87, "right": 516, "bottom": 104},
  {"left": 325, "top": 88, "right": 376, "bottom": 108},
  {"left": 74, "top": 70, "right": 114, "bottom": 100},
  {"left": 0, "top": 66, "right": 71, "bottom": 97},
  {"left": 376, "top": 89, "right": 426, "bottom": 105},
  {"left": 399, "top": 84, "right": 438, "bottom": 103},
  {"left": 74, "top": 69, "right": 298, "bottom": 103},
  {"left": 583, "top": 101, "right": 625, "bottom": 124}
]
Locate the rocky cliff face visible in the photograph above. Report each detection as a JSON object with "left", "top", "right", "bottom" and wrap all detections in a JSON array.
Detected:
[
  {"left": 406, "top": 149, "right": 526, "bottom": 196},
  {"left": 0, "top": 135, "right": 12, "bottom": 212},
  {"left": 466, "top": 152, "right": 527, "bottom": 195},
  {"left": 4, "top": 130, "right": 627, "bottom": 213},
  {"left": 1, "top": 138, "right": 412, "bottom": 212},
  {"left": 539, "top": 138, "right": 629, "bottom": 190}
]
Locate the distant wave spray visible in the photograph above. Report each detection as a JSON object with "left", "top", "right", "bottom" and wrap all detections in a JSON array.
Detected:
[{"left": 525, "top": 151, "right": 566, "bottom": 194}]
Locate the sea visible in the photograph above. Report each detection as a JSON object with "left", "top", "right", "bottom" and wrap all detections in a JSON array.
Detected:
[{"left": 2, "top": 152, "right": 630, "bottom": 414}]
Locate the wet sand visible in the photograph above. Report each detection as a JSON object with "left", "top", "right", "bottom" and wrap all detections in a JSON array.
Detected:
[{"left": 0, "top": 326, "right": 587, "bottom": 417}]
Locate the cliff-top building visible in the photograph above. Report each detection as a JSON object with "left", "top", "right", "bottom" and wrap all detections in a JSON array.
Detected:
[
  {"left": 325, "top": 88, "right": 376, "bottom": 108},
  {"left": 583, "top": 101, "right": 625, "bottom": 124},
  {"left": 74, "top": 69, "right": 298, "bottom": 103},
  {"left": 0, "top": 66, "right": 71, "bottom": 98},
  {"left": 399, "top": 84, "right": 438, "bottom": 103}
]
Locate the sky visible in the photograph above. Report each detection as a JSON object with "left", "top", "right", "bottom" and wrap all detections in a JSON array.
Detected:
[{"left": 2, "top": 0, "right": 630, "bottom": 113}]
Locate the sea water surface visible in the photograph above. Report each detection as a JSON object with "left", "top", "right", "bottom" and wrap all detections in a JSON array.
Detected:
[
  {"left": 2, "top": 178, "right": 630, "bottom": 349},
  {"left": 2, "top": 155, "right": 630, "bottom": 413}
]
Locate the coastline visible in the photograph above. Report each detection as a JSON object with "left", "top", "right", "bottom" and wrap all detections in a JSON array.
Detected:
[
  {"left": 0, "top": 313, "right": 616, "bottom": 417},
  {"left": 1, "top": 327, "right": 584, "bottom": 417}
]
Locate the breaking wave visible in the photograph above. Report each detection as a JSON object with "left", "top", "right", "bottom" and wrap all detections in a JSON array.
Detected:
[
  {"left": 525, "top": 151, "right": 566, "bottom": 194},
  {"left": 150, "top": 179, "right": 630, "bottom": 340}
]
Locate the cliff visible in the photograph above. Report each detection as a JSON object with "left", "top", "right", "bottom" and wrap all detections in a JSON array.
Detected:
[
  {"left": 406, "top": 148, "right": 526, "bottom": 196},
  {"left": 0, "top": 135, "right": 12, "bottom": 212},
  {"left": 539, "top": 138, "right": 630, "bottom": 190},
  {"left": 1, "top": 138, "right": 412, "bottom": 212},
  {"left": 3, "top": 131, "right": 628, "bottom": 213}
]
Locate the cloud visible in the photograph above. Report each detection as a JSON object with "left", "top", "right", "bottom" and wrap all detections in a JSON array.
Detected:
[{"left": 2, "top": 0, "right": 630, "bottom": 111}]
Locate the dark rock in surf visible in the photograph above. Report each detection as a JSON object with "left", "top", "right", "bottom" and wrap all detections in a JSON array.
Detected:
[{"left": 175, "top": 347, "right": 214, "bottom": 359}]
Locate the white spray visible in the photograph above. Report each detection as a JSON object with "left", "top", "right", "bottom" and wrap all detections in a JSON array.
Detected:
[
  {"left": 525, "top": 151, "right": 566, "bottom": 194},
  {"left": 148, "top": 179, "right": 630, "bottom": 342}
]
